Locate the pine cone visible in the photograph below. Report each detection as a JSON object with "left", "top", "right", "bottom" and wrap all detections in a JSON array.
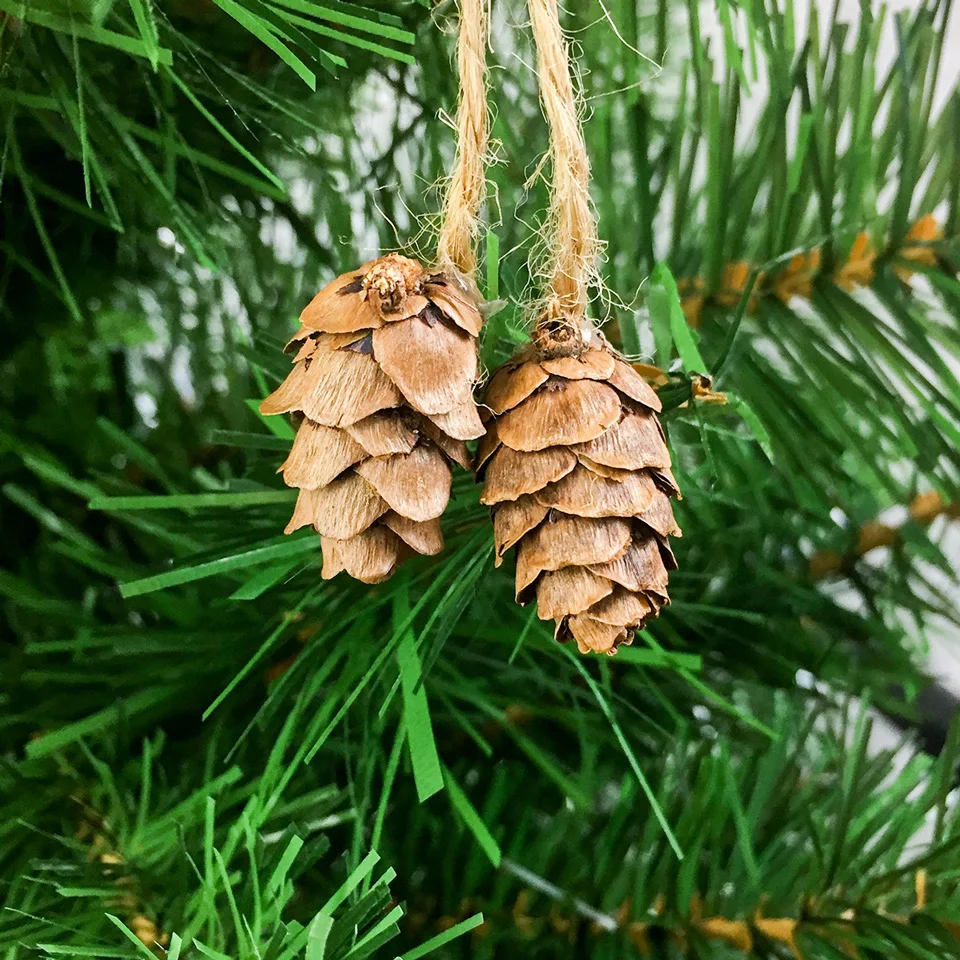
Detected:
[
  {"left": 261, "top": 254, "right": 485, "bottom": 583},
  {"left": 477, "top": 321, "right": 681, "bottom": 655}
]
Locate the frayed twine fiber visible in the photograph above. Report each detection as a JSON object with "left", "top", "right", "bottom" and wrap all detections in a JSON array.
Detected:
[
  {"left": 435, "top": 0, "right": 490, "bottom": 278},
  {"left": 528, "top": 0, "right": 602, "bottom": 323}
]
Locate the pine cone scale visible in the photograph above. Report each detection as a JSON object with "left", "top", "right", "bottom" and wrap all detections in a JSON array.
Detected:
[
  {"left": 607, "top": 359, "right": 662, "bottom": 410},
  {"left": 260, "top": 362, "right": 310, "bottom": 416},
  {"left": 589, "top": 589, "right": 654, "bottom": 625},
  {"left": 423, "top": 402, "right": 485, "bottom": 441},
  {"left": 422, "top": 282, "right": 484, "bottom": 336},
  {"left": 567, "top": 615, "right": 627, "bottom": 651},
  {"left": 587, "top": 537, "right": 668, "bottom": 593},
  {"left": 536, "top": 467, "right": 657, "bottom": 517},
  {"left": 483, "top": 361, "right": 550, "bottom": 415},
  {"left": 303, "top": 296, "right": 379, "bottom": 335},
  {"left": 570, "top": 411, "right": 670, "bottom": 469},
  {"left": 475, "top": 422, "right": 502, "bottom": 469},
  {"left": 418, "top": 419, "right": 472, "bottom": 468},
  {"left": 539, "top": 349, "right": 615, "bottom": 380},
  {"left": 280, "top": 421, "right": 365, "bottom": 489},
  {"left": 299, "top": 339, "right": 402, "bottom": 428},
  {"left": 480, "top": 447, "right": 577, "bottom": 504},
  {"left": 345, "top": 412, "right": 419, "bottom": 457},
  {"left": 495, "top": 379, "right": 621, "bottom": 450},
  {"left": 535, "top": 567, "right": 613, "bottom": 619},
  {"left": 492, "top": 496, "right": 550, "bottom": 563},
  {"left": 354, "top": 444, "right": 451, "bottom": 522},
  {"left": 637, "top": 492, "right": 681, "bottom": 538},
  {"left": 519, "top": 516, "right": 632, "bottom": 573},
  {"left": 382, "top": 513, "right": 444, "bottom": 556},
  {"left": 371, "top": 315, "right": 478, "bottom": 415},
  {"left": 320, "top": 527, "right": 401, "bottom": 583},
  {"left": 302, "top": 474, "right": 388, "bottom": 540}
]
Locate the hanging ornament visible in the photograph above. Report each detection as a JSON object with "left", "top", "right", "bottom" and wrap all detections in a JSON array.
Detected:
[
  {"left": 476, "top": 0, "right": 681, "bottom": 653},
  {"left": 261, "top": 258, "right": 483, "bottom": 582},
  {"left": 478, "top": 322, "right": 680, "bottom": 654},
  {"left": 259, "top": 0, "right": 490, "bottom": 583}
]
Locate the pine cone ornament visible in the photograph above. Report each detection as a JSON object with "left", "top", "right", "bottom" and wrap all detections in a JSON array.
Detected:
[
  {"left": 477, "top": 320, "right": 681, "bottom": 655},
  {"left": 260, "top": 253, "right": 485, "bottom": 583}
]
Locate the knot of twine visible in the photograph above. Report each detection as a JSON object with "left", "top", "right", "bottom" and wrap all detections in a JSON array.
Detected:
[
  {"left": 435, "top": 0, "right": 490, "bottom": 278},
  {"left": 528, "top": 0, "right": 601, "bottom": 325}
]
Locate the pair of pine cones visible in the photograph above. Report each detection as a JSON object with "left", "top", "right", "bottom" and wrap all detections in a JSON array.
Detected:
[{"left": 261, "top": 254, "right": 681, "bottom": 655}]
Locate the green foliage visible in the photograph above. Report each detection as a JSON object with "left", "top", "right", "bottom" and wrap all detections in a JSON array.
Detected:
[
  {"left": 2, "top": 0, "right": 960, "bottom": 956},
  {"left": 3, "top": 731, "right": 483, "bottom": 959}
]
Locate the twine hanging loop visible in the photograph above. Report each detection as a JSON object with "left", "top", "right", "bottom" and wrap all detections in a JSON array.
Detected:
[
  {"left": 528, "top": 0, "right": 601, "bottom": 331},
  {"left": 435, "top": 0, "right": 491, "bottom": 278}
]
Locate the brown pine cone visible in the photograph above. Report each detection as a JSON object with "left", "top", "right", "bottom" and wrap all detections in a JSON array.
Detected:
[
  {"left": 260, "top": 253, "right": 485, "bottom": 583},
  {"left": 477, "top": 320, "right": 681, "bottom": 655}
]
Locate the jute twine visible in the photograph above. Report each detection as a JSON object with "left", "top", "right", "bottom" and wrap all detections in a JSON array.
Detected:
[
  {"left": 528, "top": 0, "right": 601, "bottom": 325},
  {"left": 435, "top": 0, "right": 490, "bottom": 278}
]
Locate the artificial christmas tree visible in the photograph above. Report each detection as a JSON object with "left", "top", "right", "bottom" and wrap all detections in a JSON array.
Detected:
[{"left": 4, "top": 0, "right": 960, "bottom": 955}]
